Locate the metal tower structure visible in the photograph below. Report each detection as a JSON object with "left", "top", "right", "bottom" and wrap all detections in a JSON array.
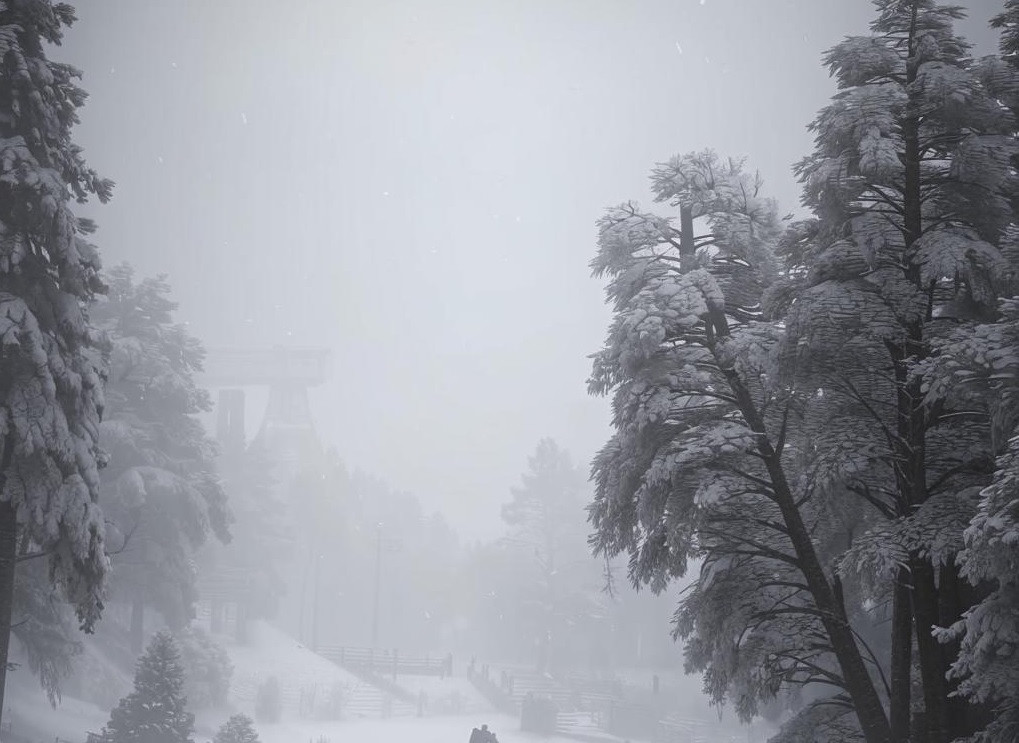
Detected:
[
  {"left": 195, "top": 346, "right": 331, "bottom": 641},
  {"left": 199, "top": 346, "right": 331, "bottom": 474}
]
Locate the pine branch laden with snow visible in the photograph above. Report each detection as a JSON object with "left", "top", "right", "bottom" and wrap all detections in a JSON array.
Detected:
[
  {"left": 927, "top": 299, "right": 1019, "bottom": 742},
  {"left": 213, "top": 714, "right": 259, "bottom": 743},
  {"left": 501, "top": 439, "right": 607, "bottom": 670},
  {"left": 588, "top": 150, "right": 897, "bottom": 741},
  {"left": 775, "top": 2, "right": 1019, "bottom": 740},
  {"left": 939, "top": 435, "right": 1019, "bottom": 743},
  {"left": 92, "top": 265, "right": 230, "bottom": 633},
  {"left": 9, "top": 556, "right": 83, "bottom": 706},
  {"left": 0, "top": 0, "right": 114, "bottom": 638},
  {"left": 101, "top": 632, "right": 195, "bottom": 743}
]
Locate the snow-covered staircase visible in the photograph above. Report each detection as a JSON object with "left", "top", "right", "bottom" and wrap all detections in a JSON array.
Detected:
[
  {"left": 220, "top": 621, "right": 418, "bottom": 722},
  {"left": 229, "top": 667, "right": 416, "bottom": 720}
]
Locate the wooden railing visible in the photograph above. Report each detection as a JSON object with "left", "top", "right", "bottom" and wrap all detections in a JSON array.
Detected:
[{"left": 315, "top": 646, "right": 452, "bottom": 678}]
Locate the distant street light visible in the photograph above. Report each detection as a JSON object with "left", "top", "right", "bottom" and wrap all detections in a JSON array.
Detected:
[
  {"left": 370, "top": 522, "right": 402, "bottom": 649},
  {"left": 371, "top": 523, "right": 382, "bottom": 648}
]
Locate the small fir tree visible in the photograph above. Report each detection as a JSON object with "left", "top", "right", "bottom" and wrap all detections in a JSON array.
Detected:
[
  {"left": 213, "top": 714, "right": 259, "bottom": 743},
  {"left": 102, "top": 632, "right": 195, "bottom": 743}
]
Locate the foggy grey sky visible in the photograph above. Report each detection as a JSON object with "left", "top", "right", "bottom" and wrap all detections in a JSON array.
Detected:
[{"left": 61, "top": 0, "right": 1000, "bottom": 538}]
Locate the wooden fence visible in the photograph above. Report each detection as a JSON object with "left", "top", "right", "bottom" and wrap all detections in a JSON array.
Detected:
[{"left": 316, "top": 646, "right": 452, "bottom": 678}]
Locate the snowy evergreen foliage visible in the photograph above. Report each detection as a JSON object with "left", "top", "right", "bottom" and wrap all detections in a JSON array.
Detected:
[
  {"left": 203, "top": 439, "right": 289, "bottom": 622},
  {"left": 174, "top": 624, "right": 231, "bottom": 710},
  {"left": 213, "top": 714, "right": 259, "bottom": 743},
  {"left": 501, "top": 439, "right": 607, "bottom": 672},
  {"left": 9, "top": 557, "right": 81, "bottom": 704},
  {"left": 102, "top": 631, "right": 195, "bottom": 743},
  {"left": 92, "top": 265, "right": 230, "bottom": 645},
  {"left": 588, "top": 4, "right": 1019, "bottom": 736},
  {"left": 774, "top": 2, "right": 1019, "bottom": 740},
  {"left": 0, "top": 0, "right": 113, "bottom": 618},
  {"left": 925, "top": 6, "right": 1019, "bottom": 737},
  {"left": 0, "top": 0, "right": 114, "bottom": 720},
  {"left": 588, "top": 150, "right": 894, "bottom": 743},
  {"left": 926, "top": 292, "right": 1019, "bottom": 741}
]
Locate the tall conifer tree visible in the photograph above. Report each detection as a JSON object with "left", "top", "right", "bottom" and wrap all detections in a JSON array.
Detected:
[{"left": 0, "top": 0, "right": 112, "bottom": 722}]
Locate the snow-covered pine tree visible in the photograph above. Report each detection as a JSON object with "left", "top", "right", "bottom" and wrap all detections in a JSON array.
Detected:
[
  {"left": 929, "top": 297, "right": 1019, "bottom": 742},
  {"left": 213, "top": 714, "right": 259, "bottom": 743},
  {"left": 202, "top": 439, "right": 288, "bottom": 624},
  {"left": 92, "top": 265, "right": 230, "bottom": 652},
  {"left": 502, "top": 439, "right": 603, "bottom": 673},
  {"left": 588, "top": 150, "right": 891, "bottom": 743},
  {"left": 923, "top": 10, "right": 1019, "bottom": 738},
  {"left": 0, "top": 0, "right": 114, "bottom": 723},
  {"left": 102, "top": 631, "right": 195, "bottom": 743},
  {"left": 781, "top": 2, "right": 1018, "bottom": 740},
  {"left": 9, "top": 557, "right": 82, "bottom": 705}
]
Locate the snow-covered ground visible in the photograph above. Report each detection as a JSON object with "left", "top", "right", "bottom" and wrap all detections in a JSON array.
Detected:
[
  {"left": 3, "top": 682, "right": 109, "bottom": 743},
  {"left": 225, "top": 621, "right": 360, "bottom": 707},
  {"left": 7, "top": 622, "right": 658, "bottom": 743},
  {"left": 391, "top": 673, "right": 492, "bottom": 716},
  {"left": 253, "top": 713, "right": 539, "bottom": 743}
]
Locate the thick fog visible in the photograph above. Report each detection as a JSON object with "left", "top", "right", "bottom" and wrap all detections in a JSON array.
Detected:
[
  {"left": 3, "top": 2, "right": 1016, "bottom": 742},
  {"left": 58, "top": 0, "right": 998, "bottom": 537}
]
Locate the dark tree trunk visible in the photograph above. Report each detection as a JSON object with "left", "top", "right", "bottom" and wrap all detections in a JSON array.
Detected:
[
  {"left": 716, "top": 358, "right": 892, "bottom": 743},
  {"left": 680, "top": 197, "right": 892, "bottom": 742},
  {"left": 911, "top": 558, "right": 950, "bottom": 743},
  {"left": 679, "top": 205, "right": 696, "bottom": 273},
  {"left": 938, "top": 563, "right": 976, "bottom": 740},
  {"left": 130, "top": 595, "right": 145, "bottom": 654},
  {"left": 889, "top": 569, "right": 913, "bottom": 743},
  {"left": 0, "top": 500, "right": 17, "bottom": 730}
]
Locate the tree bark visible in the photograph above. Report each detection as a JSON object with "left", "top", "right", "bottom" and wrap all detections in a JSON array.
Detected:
[
  {"left": 717, "top": 355, "right": 892, "bottom": 743},
  {"left": 0, "top": 500, "right": 17, "bottom": 730},
  {"left": 912, "top": 558, "right": 949, "bottom": 743},
  {"left": 938, "top": 563, "right": 974, "bottom": 740},
  {"left": 762, "top": 444, "right": 892, "bottom": 743},
  {"left": 677, "top": 193, "right": 892, "bottom": 742},
  {"left": 889, "top": 568, "right": 913, "bottom": 743}
]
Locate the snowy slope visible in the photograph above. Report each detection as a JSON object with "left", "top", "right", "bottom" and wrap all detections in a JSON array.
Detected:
[
  {"left": 3, "top": 682, "right": 109, "bottom": 743},
  {"left": 224, "top": 620, "right": 417, "bottom": 720}
]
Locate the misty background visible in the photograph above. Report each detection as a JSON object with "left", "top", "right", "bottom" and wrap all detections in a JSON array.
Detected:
[{"left": 60, "top": 0, "right": 999, "bottom": 538}]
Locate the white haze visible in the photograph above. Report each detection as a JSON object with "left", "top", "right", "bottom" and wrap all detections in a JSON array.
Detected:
[{"left": 60, "top": 0, "right": 1000, "bottom": 538}]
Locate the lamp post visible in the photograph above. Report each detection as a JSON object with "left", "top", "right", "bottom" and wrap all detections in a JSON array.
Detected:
[
  {"left": 371, "top": 522, "right": 382, "bottom": 649},
  {"left": 311, "top": 552, "right": 323, "bottom": 651}
]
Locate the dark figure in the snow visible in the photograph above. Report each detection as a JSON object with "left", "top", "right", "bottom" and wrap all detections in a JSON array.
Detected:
[{"left": 469, "top": 723, "right": 498, "bottom": 743}]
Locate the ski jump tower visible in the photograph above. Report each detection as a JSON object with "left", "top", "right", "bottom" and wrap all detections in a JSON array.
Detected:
[
  {"left": 195, "top": 347, "right": 331, "bottom": 639},
  {"left": 200, "top": 346, "right": 331, "bottom": 473}
]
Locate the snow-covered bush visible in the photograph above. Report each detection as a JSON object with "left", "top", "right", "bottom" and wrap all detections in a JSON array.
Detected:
[{"left": 213, "top": 714, "right": 259, "bottom": 743}]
